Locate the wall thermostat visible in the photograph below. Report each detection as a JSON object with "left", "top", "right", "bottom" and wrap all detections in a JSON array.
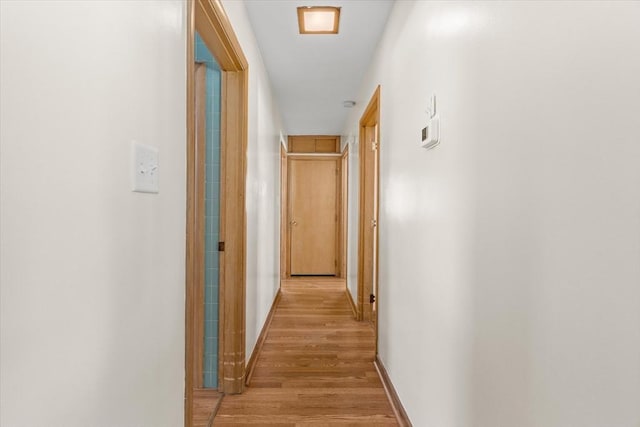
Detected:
[
  {"left": 421, "top": 114, "right": 440, "bottom": 149},
  {"left": 421, "top": 94, "right": 440, "bottom": 149}
]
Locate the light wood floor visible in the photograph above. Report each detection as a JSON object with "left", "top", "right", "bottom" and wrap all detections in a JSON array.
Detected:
[
  {"left": 192, "top": 389, "right": 223, "bottom": 427},
  {"left": 213, "top": 279, "right": 398, "bottom": 426}
]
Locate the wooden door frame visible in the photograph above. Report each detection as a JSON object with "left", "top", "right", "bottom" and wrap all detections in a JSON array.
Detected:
[
  {"left": 280, "top": 138, "right": 347, "bottom": 280},
  {"left": 279, "top": 142, "right": 288, "bottom": 279},
  {"left": 340, "top": 145, "right": 349, "bottom": 279},
  {"left": 357, "top": 86, "right": 381, "bottom": 334},
  {"left": 186, "top": 0, "right": 248, "bottom": 425},
  {"left": 191, "top": 62, "right": 207, "bottom": 390}
]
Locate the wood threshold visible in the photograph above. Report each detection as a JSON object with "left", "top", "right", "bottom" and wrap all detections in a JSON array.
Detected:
[
  {"left": 374, "top": 355, "right": 413, "bottom": 427},
  {"left": 244, "top": 289, "right": 282, "bottom": 386},
  {"left": 208, "top": 395, "right": 224, "bottom": 427},
  {"left": 192, "top": 389, "right": 224, "bottom": 427},
  {"left": 281, "top": 276, "right": 344, "bottom": 282}
]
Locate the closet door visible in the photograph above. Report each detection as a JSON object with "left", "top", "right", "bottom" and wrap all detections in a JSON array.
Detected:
[{"left": 288, "top": 158, "right": 338, "bottom": 275}]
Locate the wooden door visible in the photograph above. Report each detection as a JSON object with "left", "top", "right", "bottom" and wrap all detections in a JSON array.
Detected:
[{"left": 289, "top": 157, "right": 339, "bottom": 275}]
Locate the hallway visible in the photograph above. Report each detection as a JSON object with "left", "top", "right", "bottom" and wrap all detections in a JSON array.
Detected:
[
  {"left": 3, "top": 1, "right": 640, "bottom": 426},
  {"left": 213, "top": 280, "right": 398, "bottom": 426}
]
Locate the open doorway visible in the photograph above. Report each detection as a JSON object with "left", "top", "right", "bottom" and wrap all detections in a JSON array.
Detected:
[
  {"left": 194, "top": 33, "right": 222, "bottom": 391},
  {"left": 185, "top": 0, "right": 249, "bottom": 425},
  {"left": 357, "top": 86, "right": 381, "bottom": 345}
]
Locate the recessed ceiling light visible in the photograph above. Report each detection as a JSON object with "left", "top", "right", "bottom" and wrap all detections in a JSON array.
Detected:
[{"left": 297, "top": 6, "right": 341, "bottom": 35}]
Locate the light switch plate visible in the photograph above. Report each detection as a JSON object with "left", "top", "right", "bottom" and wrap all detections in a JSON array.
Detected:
[{"left": 132, "top": 141, "right": 159, "bottom": 193}]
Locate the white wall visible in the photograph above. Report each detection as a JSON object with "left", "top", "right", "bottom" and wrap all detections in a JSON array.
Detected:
[
  {"left": 0, "top": 2, "right": 186, "bottom": 426},
  {"left": 343, "top": 2, "right": 640, "bottom": 426},
  {"left": 221, "top": 0, "right": 284, "bottom": 360}
]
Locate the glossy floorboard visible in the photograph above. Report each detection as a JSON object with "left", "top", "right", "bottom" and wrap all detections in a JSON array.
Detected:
[{"left": 213, "top": 279, "right": 398, "bottom": 426}]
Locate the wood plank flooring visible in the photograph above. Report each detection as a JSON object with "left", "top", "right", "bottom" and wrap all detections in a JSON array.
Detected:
[
  {"left": 192, "top": 389, "right": 223, "bottom": 427},
  {"left": 213, "top": 279, "right": 398, "bottom": 426}
]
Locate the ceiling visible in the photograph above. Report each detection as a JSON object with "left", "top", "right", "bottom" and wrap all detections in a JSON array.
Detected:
[{"left": 244, "top": 0, "right": 394, "bottom": 136}]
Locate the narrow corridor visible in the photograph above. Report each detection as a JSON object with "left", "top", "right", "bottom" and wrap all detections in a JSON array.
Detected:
[{"left": 213, "top": 280, "right": 398, "bottom": 426}]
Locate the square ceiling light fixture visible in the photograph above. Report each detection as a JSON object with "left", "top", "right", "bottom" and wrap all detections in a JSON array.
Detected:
[{"left": 297, "top": 6, "right": 341, "bottom": 34}]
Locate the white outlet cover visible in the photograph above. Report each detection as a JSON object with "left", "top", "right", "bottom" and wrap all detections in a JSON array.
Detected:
[{"left": 132, "top": 141, "right": 159, "bottom": 193}]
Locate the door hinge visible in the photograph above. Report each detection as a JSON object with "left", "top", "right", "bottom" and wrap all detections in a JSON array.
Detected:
[
  {"left": 370, "top": 294, "right": 376, "bottom": 304},
  {"left": 218, "top": 241, "right": 225, "bottom": 252},
  {"left": 371, "top": 141, "right": 378, "bottom": 151}
]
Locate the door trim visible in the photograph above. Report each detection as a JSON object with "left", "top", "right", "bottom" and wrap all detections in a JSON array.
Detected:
[
  {"left": 280, "top": 145, "right": 347, "bottom": 279},
  {"left": 186, "top": 0, "right": 248, "bottom": 425},
  {"left": 279, "top": 143, "right": 288, "bottom": 278},
  {"left": 357, "top": 86, "right": 381, "bottom": 344},
  {"left": 191, "top": 62, "right": 207, "bottom": 389},
  {"left": 340, "top": 145, "right": 349, "bottom": 278}
]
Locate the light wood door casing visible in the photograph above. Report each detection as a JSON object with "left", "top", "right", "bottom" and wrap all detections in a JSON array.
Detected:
[
  {"left": 279, "top": 144, "right": 288, "bottom": 278},
  {"left": 193, "top": 62, "right": 207, "bottom": 389},
  {"left": 187, "top": 3, "right": 250, "bottom": 424},
  {"left": 289, "top": 158, "right": 339, "bottom": 275},
  {"left": 358, "top": 86, "right": 380, "bottom": 344},
  {"left": 340, "top": 147, "right": 349, "bottom": 278},
  {"left": 360, "top": 125, "right": 377, "bottom": 323},
  {"left": 371, "top": 125, "right": 379, "bottom": 329}
]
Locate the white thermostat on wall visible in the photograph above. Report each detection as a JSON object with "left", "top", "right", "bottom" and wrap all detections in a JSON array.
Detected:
[
  {"left": 421, "top": 94, "right": 440, "bottom": 149},
  {"left": 421, "top": 114, "right": 440, "bottom": 149}
]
